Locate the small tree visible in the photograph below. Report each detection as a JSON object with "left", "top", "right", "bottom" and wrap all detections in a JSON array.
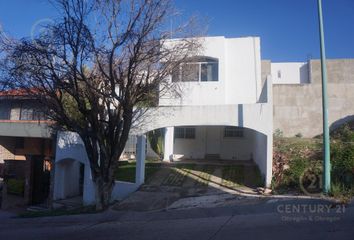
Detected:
[{"left": 0, "top": 0, "right": 202, "bottom": 210}]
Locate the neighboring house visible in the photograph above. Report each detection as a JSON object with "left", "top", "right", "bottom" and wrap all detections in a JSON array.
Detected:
[
  {"left": 1, "top": 36, "right": 354, "bottom": 208},
  {"left": 0, "top": 89, "right": 53, "bottom": 209}
]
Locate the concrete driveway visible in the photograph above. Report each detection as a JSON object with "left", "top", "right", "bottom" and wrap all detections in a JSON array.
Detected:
[{"left": 113, "top": 160, "right": 277, "bottom": 212}]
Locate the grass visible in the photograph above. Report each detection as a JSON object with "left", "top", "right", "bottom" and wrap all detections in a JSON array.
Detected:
[
  {"left": 18, "top": 205, "right": 98, "bottom": 218},
  {"left": 221, "top": 166, "right": 244, "bottom": 188},
  {"left": 115, "top": 160, "right": 263, "bottom": 190},
  {"left": 162, "top": 164, "right": 196, "bottom": 186},
  {"left": 194, "top": 165, "right": 215, "bottom": 186},
  {"left": 114, "top": 161, "right": 161, "bottom": 183}
]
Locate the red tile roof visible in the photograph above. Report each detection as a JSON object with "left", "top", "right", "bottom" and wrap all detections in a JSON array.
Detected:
[{"left": 0, "top": 88, "right": 39, "bottom": 97}]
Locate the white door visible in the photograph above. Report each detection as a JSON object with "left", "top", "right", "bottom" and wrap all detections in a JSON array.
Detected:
[{"left": 205, "top": 127, "right": 221, "bottom": 155}]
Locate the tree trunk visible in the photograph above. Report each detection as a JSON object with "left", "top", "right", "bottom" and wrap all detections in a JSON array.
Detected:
[{"left": 94, "top": 176, "right": 114, "bottom": 211}]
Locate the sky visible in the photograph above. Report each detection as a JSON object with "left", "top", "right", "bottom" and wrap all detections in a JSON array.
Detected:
[{"left": 0, "top": 0, "right": 353, "bottom": 62}]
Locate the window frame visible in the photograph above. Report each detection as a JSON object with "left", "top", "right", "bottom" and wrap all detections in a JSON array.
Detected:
[
  {"left": 223, "top": 126, "right": 244, "bottom": 138},
  {"left": 172, "top": 56, "right": 219, "bottom": 82},
  {"left": 0, "top": 102, "right": 11, "bottom": 120},
  {"left": 174, "top": 127, "right": 196, "bottom": 139}
]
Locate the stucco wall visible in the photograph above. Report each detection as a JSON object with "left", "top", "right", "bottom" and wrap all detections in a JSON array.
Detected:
[
  {"left": 173, "top": 126, "right": 254, "bottom": 160},
  {"left": 159, "top": 36, "right": 261, "bottom": 106},
  {"left": 54, "top": 159, "right": 81, "bottom": 199},
  {"left": 271, "top": 62, "right": 309, "bottom": 84},
  {"left": 54, "top": 131, "right": 144, "bottom": 205},
  {"left": 273, "top": 59, "right": 354, "bottom": 137}
]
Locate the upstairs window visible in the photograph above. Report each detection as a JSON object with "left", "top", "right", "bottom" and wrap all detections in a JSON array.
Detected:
[
  {"left": 174, "top": 127, "right": 196, "bottom": 139},
  {"left": 20, "top": 104, "right": 33, "bottom": 120},
  {"left": 224, "top": 126, "right": 244, "bottom": 138},
  {"left": 172, "top": 56, "right": 219, "bottom": 82},
  {"left": 0, "top": 102, "right": 11, "bottom": 120},
  {"left": 20, "top": 102, "right": 46, "bottom": 121}
]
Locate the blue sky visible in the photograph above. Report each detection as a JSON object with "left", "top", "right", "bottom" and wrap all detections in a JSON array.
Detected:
[{"left": 0, "top": 0, "right": 353, "bottom": 62}]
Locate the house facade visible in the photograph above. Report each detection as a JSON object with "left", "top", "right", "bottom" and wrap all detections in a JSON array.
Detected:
[
  {"left": 0, "top": 90, "right": 53, "bottom": 208},
  {"left": 53, "top": 36, "right": 273, "bottom": 205},
  {"left": 1, "top": 36, "right": 354, "bottom": 208}
]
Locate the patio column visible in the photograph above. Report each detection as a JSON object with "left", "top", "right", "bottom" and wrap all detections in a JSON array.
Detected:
[
  {"left": 135, "top": 135, "right": 146, "bottom": 185},
  {"left": 163, "top": 127, "right": 174, "bottom": 162}
]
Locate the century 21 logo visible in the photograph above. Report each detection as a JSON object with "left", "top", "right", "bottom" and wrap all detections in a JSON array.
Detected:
[{"left": 299, "top": 166, "right": 323, "bottom": 196}]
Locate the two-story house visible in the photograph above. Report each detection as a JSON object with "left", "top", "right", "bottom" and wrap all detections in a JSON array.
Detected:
[{"left": 52, "top": 36, "right": 273, "bottom": 205}]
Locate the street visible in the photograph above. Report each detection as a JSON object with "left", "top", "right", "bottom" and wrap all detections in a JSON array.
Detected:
[{"left": 1, "top": 198, "right": 353, "bottom": 240}]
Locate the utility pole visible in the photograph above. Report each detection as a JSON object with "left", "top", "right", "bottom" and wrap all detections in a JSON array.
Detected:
[{"left": 317, "top": 0, "right": 331, "bottom": 193}]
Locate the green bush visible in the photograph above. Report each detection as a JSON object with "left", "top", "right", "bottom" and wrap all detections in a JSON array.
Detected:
[
  {"left": 295, "top": 133, "right": 303, "bottom": 138},
  {"left": 147, "top": 128, "right": 164, "bottom": 158},
  {"left": 274, "top": 129, "right": 283, "bottom": 138},
  {"left": 330, "top": 182, "right": 354, "bottom": 202},
  {"left": 331, "top": 142, "right": 354, "bottom": 187},
  {"left": 7, "top": 178, "right": 25, "bottom": 196},
  {"left": 282, "top": 157, "right": 316, "bottom": 190},
  {"left": 332, "top": 124, "right": 354, "bottom": 142}
]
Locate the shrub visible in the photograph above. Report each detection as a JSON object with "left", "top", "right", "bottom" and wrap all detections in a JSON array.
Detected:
[
  {"left": 332, "top": 124, "right": 354, "bottom": 142},
  {"left": 274, "top": 129, "right": 283, "bottom": 138},
  {"left": 295, "top": 133, "right": 303, "bottom": 138},
  {"left": 330, "top": 182, "right": 354, "bottom": 203},
  {"left": 7, "top": 178, "right": 25, "bottom": 196},
  {"left": 282, "top": 157, "right": 310, "bottom": 189},
  {"left": 147, "top": 128, "right": 164, "bottom": 158},
  {"left": 331, "top": 142, "right": 354, "bottom": 187}
]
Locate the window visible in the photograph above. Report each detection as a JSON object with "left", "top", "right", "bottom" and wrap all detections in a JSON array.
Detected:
[
  {"left": 174, "top": 127, "right": 196, "bottom": 139},
  {"left": 277, "top": 70, "right": 282, "bottom": 78},
  {"left": 0, "top": 102, "right": 11, "bottom": 120},
  {"left": 201, "top": 62, "right": 218, "bottom": 82},
  {"left": 20, "top": 106, "right": 33, "bottom": 120},
  {"left": 181, "top": 63, "right": 199, "bottom": 82},
  {"left": 172, "top": 56, "right": 219, "bottom": 82},
  {"left": 224, "top": 127, "right": 244, "bottom": 138},
  {"left": 20, "top": 102, "right": 46, "bottom": 121}
]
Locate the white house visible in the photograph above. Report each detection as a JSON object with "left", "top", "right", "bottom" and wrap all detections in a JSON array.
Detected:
[
  {"left": 52, "top": 36, "right": 274, "bottom": 205},
  {"left": 2, "top": 36, "right": 353, "bottom": 208}
]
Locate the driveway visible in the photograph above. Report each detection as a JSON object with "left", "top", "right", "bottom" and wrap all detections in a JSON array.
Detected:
[{"left": 113, "top": 160, "right": 267, "bottom": 211}]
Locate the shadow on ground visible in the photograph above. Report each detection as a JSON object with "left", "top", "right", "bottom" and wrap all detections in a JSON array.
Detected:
[{"left": 113, "top": 160, "right": 265, "bottom": 211}]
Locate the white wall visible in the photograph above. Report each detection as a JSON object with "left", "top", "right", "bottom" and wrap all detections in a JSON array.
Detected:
[
  {"left": 225, "top": 37, "right": 261, "bottom": 104},
  {"left": 54, "top": 159, "right": 81, "bottom": 199},
  {"left": 54, "top": 132, "right": 95, "bottom": 204},
  {"left": 271, "top": 62, "right": 309, "bottom": 84},
  {"left": 173, "top": 126, "right": 254, "bottom": 160},
  {"left": 159, "top": 36, "right": 262, "bottom": 106},
  {"left": 54, "top": 131, "right": 146, "bottom": 205}
]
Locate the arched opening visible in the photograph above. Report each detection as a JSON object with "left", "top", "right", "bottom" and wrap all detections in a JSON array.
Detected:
[
  {"left": 54, "top": 158, "right": 84, "bottom": 202},
  {"left": 140, "top": 125, "right": 269, "bottom": 188}
]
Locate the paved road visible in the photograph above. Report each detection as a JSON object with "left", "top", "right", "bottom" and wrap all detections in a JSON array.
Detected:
[{"left": 1, "top": 198, "right": 353, "bottom": 240}]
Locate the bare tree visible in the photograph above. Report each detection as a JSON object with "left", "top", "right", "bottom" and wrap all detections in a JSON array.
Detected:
[{"left": 0, "top": 0, "right": 202, "bottom": 210}]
